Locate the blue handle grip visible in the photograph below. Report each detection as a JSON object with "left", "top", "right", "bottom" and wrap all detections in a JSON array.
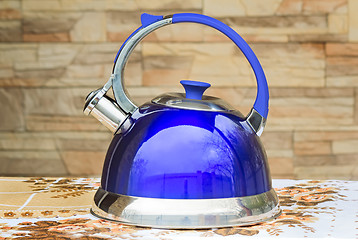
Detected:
[{"left": 172, "top": 13, "right": 269, "bottom": 118}]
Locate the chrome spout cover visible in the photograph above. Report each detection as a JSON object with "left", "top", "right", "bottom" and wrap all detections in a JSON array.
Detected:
[{"left": 84, "top": 88, "right": 128, "bottom": 133}]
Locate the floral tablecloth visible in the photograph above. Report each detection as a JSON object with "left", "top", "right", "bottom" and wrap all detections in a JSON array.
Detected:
[{"left": 0, "top": 178, "right": 356, "bottom": 239}]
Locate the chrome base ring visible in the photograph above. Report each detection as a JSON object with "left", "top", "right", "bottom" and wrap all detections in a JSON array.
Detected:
[{"left": 91, "top": 187, "right": 281, "bottom": 229}]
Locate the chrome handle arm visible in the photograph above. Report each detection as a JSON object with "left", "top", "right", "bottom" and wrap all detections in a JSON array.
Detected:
[{"left": 112, "top": 17, "right": 173, "bottom": 114}]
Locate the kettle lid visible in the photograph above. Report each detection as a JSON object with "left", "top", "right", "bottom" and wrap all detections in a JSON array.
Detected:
[{"left": 151, "top": 80, "right": 235, "bottom": 112}]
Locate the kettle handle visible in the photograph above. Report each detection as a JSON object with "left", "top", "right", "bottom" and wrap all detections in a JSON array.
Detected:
[{"left": 112, "top": 13, "right": 269, "bottom": 134}]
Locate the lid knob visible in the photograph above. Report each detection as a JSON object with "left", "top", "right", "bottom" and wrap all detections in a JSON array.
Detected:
[{"left": 180, "top": 80, "right": 211, "bottom": 100}]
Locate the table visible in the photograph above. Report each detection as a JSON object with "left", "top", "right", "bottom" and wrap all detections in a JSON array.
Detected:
[{"left": 0, "top": 178, "right": 356, "bottom": 239}]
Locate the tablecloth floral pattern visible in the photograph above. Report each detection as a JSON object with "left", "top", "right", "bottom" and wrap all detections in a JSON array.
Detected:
[{"left": 0, "top": 178, "right": 356, "bottom": 239}]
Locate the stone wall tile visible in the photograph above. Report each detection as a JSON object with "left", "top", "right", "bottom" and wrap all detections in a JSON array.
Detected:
[
  {"left": 0, "top": 150, "right": 60, "bottom": 160},
  {"left": 289, "top": 33, "right": 348, "bottom": 42},
  {"left": 253, "top": 43, "right": 325, "bottom": 62},
  {"left": 326, "top": 56, "right": 358, "bottom": 77},
  {"left": 136, "top": 0, "right": 201, "bottom": 10},
  {"left": 264, "top": 68, "right": 324, "bottom": 87},
  {"left": 356, "top": 88, "right": 358, "bottom": 123},
  {"left": 0, "top": 44, "right": 37, "bottom": 67},
  {"left": 11, "top": 44, "right": 81, "bottom": 79},
  {"left": 294, "top": 166, "right": 354, "bottom": 180},
  {"left": 294, "top": 141, "right": 332, "bottom": 156},
  {"left": 22, "top": 0, "right": 137, "bottom": 11},
  {"left": 266, "top": 149, "right": 293, "bottom": 158},
  {"left": 352, "top": 166, "right": 358, "bottom": 180},
  {"left": 268, "top": 123, "right": 358, "bottom": 131},
  {"left": 223, "top": 16, "right": 327, "bottom": 35},
  {"left": 24, "top": 88, "right": 90, "bottom": 116},
  {"left": 239, "top": 0, "right": 283, "bottom": 16},
  {"left": 15, "top": 68, "right": 66, "bottom": 79},
  {"left": 326, "top": 76, "right": 358, "bottom": 87},
  {"left": 106, "top": 11, "right": 141, "bottom": 42},
  {"left": 15, "top": 61, "right": 66, "bottom": 71},
  {"left": 190, "top": 55, "right": 255, "bottom": 87},
  {"left": 241, "top": 34, "right": 289, "bottom": 43},
  {"left": 0, "top": 9, "right": 21, "bottom": 20},
  {"left": 41, "top": 77, "right": 105, "bottom": 88},
  {"left": 57, "top": 139, "right": 110, "bottom": 151},
  {"left": 326, "top": 43, "right": 358, "bottom": 56},
  {"left": 104, "top": 0, "right": 137, "bottom": 10},
  {"left": 22, "top": 0, "right": 61, "bottom": 11},
  {"left": 0, "top": 68, "right": 13, "bottom": 78},
  {"left": 270, "top": 97, "right": 353, "bottom": 110},
  {"left": 261, "top": 131, "right": 293, "bottom": 150},
  {"left": 204, "top": 0, "right": 282, "bottom": 17},
  {"left": 0, "top": 0, "right": 20, "bottom": 9},
  {"left": 277, "top": 0, "right": 348, "bottom": 15},
  {"left": 295, "top": 155, "right": 358, "bottom": 173},
  {"left": 0, "top": 20, "right": 21, "bottom": 42},
  {"left": 143, "top": 69, "right": 190, "bottom": 86},
  {"left": 23, "top": 12, "right": 80, "bottom": 34},
  {"left": 328, "top": 14, "right": 348, "bottom": 34},
  {"left": 268, "top": 157, "right": 294, "bottom": 178},
  {"left": 0, "top": 137, "right": 56, "bottom": 150},
  {"left": 149, "top": 23, "right": 204, "bottom": 42},
  {"left": 61, "top": 151, "right": 105, "bottom": 175},
  {"left": 23, "top": 33, "right": 70, "bottom": 42},
  {"left": 0, "top": 78, "right": 48, "bottom": 87},
  {"left": 0, "top": 88, "right": 24, "bottom": 131},
  {"left": 142, "top": 43, "right": 237, "bottom": 57},
  {"left": 252, "top": 43, "right": 325, "bottom": 87},
  {"left": 276, "top": 0, "right": 303, "bottom": 15},
  {"left": 269, "top": 87, "right": 354, "bottom": 98},
  {"left": 70, "top": 12, "right": 106, "bottom": 42},
  {"left": 0, "top": 132, "right": 111, "bottom": 141},
  {"left": 65, "top": 64, "right": 110, "bottom": 79},
  {"left": 302, "top": 0, "right": 347, "bottom": 14},
  {"left": 295, "top": 131, "right": 358, "bottom": 141},
  {"left": 143, "top": 56, "right": 193, "bottom": 70},
  {"left": 26, "top": 115, "right": 107, "bottom": 132},
  {"left": 349, "top": 0, "right": 358, "bottom": 41},
  {"left": 268, "top": 97, "right": 354, "bottom": 128},
  {"left": 332, "top": 139, "right": 358, "bottom": 154},
  {"left": 294, "top": 155, "right": 337, "bottom": 167},
  {"left": 0, "top": 150, "right": 67, "bottom": 177},
  {"left": 125, "top": 62, "right": 142, "bottom": 86},
  {"left": 0, "top": 157, "right": 67, "bottom": 176},
  {"left": 0, "top": 0, "right": 21, "bottom": 20},
  {"left": 73, "top": 43, "right": 126, "bottom": 64},
  {"left": 204, "top": 0, "right": 246, "bottom": 17},
  {"left": 39, "top": 44, "right": 81, "bottom": 66}
]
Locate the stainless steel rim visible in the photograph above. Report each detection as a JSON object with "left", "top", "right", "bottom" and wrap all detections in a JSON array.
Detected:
[{"left": 91, "top": 187, "right": 281, "bottom": 229}]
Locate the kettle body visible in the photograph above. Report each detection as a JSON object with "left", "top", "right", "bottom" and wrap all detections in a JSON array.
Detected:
[
  {"left": 101, "top": 103, "right": 271, "bottom": 199},
  {"left": 84, "top": 13, "right": 280, "bottom": 228}
]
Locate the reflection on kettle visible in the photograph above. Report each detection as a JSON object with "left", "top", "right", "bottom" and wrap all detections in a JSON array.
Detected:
[{"left": 84, "top": 13, "right": 281, "bottom": 229}]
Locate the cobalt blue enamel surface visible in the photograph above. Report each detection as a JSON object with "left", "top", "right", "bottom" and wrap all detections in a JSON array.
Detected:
[{"left": 100, "top": 103, "right": 271, "bottom": 199}]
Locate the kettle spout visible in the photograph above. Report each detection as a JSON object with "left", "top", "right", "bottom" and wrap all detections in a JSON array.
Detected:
[{"left": 84, "top": 89, "right": 129, "bottom": 133}]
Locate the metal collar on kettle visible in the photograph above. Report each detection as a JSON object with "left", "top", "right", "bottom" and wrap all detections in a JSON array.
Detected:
[{"left": 84, "top": 13, "right": 280, "bottom": 229}]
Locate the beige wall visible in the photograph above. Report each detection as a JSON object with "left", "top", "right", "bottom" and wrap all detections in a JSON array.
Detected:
[{"left": 0, "top": 0, "right": 357, "bottom": 179}]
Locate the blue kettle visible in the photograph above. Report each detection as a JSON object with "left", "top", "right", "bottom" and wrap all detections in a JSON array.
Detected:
[{"left": 84, "top": 13, "right": 281, "bottom": 229}]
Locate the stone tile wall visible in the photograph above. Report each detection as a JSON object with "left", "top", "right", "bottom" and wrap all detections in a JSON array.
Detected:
[{"left": 0, "top": 0, "right": 357, "bottom": 179}]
